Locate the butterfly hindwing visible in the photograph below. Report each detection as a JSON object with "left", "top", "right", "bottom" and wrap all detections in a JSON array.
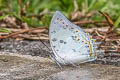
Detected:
[{"left": 49, "top": 11, "right": 97, "bottom": 64}]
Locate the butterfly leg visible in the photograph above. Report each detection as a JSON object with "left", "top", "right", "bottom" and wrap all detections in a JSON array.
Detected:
[
  {"left": 50, "top": 54, "right": 62, "bottom": 70},
  {"left": 69, "top": 61, "right": 80, "bottom": 68}
]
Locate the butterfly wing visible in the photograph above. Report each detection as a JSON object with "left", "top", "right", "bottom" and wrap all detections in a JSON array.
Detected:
[{"left": 49, "top": 11, "right": 97, "bottom": 65}]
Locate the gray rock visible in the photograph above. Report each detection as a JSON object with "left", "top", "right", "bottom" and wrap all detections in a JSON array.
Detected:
[
  {"left": 0, "top": 40, "right": 120, "bottom": 66},
  {"left": 0, "top": 40, "right": 120, "bottom": 80},
  {"left": 0, "top": 54, "right": 120, "bottom": 80}
]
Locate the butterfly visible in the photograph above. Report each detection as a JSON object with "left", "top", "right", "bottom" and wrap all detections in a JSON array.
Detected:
[{"left": 49, "top": 11, "right": 97, "bottom": 66}]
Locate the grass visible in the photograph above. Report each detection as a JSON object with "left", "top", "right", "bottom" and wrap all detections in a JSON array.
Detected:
[{"left": 0, "top": 0, "right": 120, "bottom": 30}]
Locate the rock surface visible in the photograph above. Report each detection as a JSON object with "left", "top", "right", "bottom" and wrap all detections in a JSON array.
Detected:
[
  {"left": 0, "top": 40, "right": 120, "bottom": 66},
  {"left": 0, "top": 53, "right": 120, "bottom": 80},
  {"left": 0, "top": 40, "right": 120, "bottom": 80}
]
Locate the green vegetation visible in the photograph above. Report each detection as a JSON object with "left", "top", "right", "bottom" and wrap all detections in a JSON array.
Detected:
[
  {"left": 0, "top": 28, "right": 11, "bottom": 33},
  {"left": 0, "top": 0, "right": 120, "bottom": 29}
]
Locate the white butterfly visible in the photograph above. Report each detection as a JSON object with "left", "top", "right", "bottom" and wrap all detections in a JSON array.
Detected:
[{"left": 49, "top": 11, "right": 97, "bottom": 65}]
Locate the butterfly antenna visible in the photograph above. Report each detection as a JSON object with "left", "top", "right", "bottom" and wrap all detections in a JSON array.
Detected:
[
  {"left": 40, "top": 38, "right": 51, "bottom": 51},
  {"left": 37, "top": 34, "right": 51, "bottom": 51}
]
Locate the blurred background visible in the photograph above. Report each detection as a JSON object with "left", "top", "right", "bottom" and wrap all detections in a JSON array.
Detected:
[
  {"left": 0, "top": 0, "right": 120, "bottom": 44},
  {"left": 0, "top": 0, "right": 120, "bottom": 29}
]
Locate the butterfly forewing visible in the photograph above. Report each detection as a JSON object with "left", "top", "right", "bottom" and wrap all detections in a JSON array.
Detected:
[{"left": 49, "top": 11, "right": 97, "bottom": 64}]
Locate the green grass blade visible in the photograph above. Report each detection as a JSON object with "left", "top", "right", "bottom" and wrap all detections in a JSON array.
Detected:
[
  {"left": 0, "top": 28, "right": 11, "bottom": 33},
  {"left": 113, "top": 15, "right": 120, "bottom": 30}
]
